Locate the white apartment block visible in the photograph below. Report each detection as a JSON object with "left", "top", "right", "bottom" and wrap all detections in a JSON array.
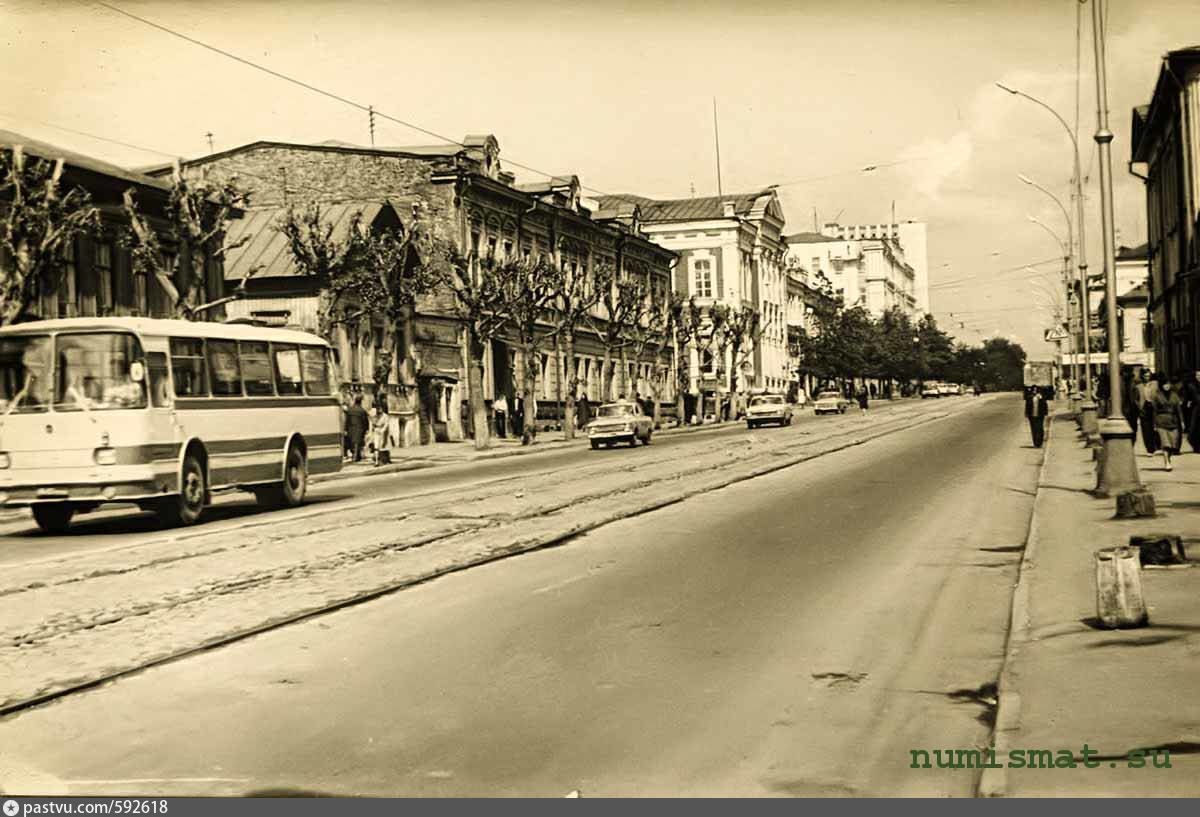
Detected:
[{"left": 819, "top": 220, "right": 929, "bottom": 315}]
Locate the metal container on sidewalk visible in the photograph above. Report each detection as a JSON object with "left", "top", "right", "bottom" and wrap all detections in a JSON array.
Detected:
[{"left": 1094, "top": 546, "right": 1149, "bottom": 628}]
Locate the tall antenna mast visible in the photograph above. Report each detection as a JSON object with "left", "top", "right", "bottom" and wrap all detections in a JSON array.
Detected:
[
  {"left": 368, "top": 106, "right": 376, "bottom": 147},
  {"left": 712, "top": 97, "right": 723, "bottom": 199}
]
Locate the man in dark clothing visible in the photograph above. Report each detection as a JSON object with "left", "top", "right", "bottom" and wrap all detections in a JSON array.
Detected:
[
  {"left": 345, "top": 395, "right": 370, "bottom": 462},
  {"left": 1025, "top": 386, "right": 1048, "bottom": 448}
]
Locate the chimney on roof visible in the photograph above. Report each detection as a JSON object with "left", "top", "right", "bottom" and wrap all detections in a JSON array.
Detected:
[{"left": 722, "top": 201, "right": 736, "bottom": 217}]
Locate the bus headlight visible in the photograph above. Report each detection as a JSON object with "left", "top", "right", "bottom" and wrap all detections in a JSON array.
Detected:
[
  {"left": 0, "top": 452, "right": 10, "bottom": 469},
  {"left": 93, "top": 447, "right": 118, "bottom": 466}
]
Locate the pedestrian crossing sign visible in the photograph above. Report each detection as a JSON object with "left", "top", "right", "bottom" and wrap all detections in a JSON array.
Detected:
[{"left": 1044, "top": 325, "right": 1069, "bottom": 342}]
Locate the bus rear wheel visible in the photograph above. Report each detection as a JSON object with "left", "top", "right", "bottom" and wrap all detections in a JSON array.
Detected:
[
  {"left": 159, "top": 454, "right": 206, "bottom": 527},
  {"left": 256, "top": 444, "right": 307, "bottom": 509},
  {"left": 32, "top": 503, "right": 74, "bottom": 534}
]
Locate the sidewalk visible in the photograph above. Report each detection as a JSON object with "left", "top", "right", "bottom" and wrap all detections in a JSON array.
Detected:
[{"left": 987, "top": 409, "right": 1200, "bottom": 796}]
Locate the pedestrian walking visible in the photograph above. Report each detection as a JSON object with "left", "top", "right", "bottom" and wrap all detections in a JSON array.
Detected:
[
  {"left": 345, "top": 395, "right": 369, "bottom": 463},
  {"left": 856, "top": 387, "right": 869, "bottom": 415},
  {"left": 494, "top": 392, "right": 508, "bottom": 438},
  {"left": 577, "top": 393, "right": 591, "bottom": 430},
  {"left": 1150, "top": 373, "right": 1184, "bottom": 471},
  {"left": 1024, "top": 386, "right": 1048, "bottom": 448},
  {"left": 1137, "top": 370, "right": 1160, "bottom": 454},
  {"left": 371, "top": 404, "right": 392, "bottom": 466}
]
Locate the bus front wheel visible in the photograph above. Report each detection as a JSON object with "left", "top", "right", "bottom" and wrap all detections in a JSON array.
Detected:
[
  {"left": 160, "top": 454, "right": 206, "bottom": 527},
  {"left": 32, "top": 503, "right": 74, "bottom": 534}
]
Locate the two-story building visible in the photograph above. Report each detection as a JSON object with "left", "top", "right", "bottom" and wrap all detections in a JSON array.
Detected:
[
  {"left": 1130, "top": 46, "right": 1200, "bottom": 373},
  {"left": 152, "top": 136, "right": 676, "bottom": 446},
  {"left": 594, "top": 189, "right": 788, "bottom": 420},
  {"left": 2, "top": 130, "right": 229, "bottom": 323}
]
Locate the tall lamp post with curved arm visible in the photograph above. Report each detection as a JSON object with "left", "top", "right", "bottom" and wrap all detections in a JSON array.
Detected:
[
  {"left": 1027, "top": 212, "right": 1084, "bottom": 400},
  {"left": 997, "top": 81, "right": 1093, "bottom": 398},
  {"left": 1019, "top": 175, "right": 1093, "bottom": 415}
]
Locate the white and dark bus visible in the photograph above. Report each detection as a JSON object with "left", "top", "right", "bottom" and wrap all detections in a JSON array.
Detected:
[{"left": 0, "top": 317, "right": 342, "bottom": 532}]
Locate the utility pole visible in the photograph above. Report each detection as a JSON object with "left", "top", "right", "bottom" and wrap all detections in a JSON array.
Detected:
[
  {"left": 712, "top": 98, "right": 723, "bottom": 199},
  {"left": 205, "top": 132, "right": 214, "bottom": 153},
  {"left": 368, "top": 106, "right": 376, "bottom": 147},
  {"left": 1091, "top": 0, "right": 1140, "bottom": 498}
]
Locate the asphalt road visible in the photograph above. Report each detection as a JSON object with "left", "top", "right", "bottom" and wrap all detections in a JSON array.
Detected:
[
  {"left": 0, "top": 395, "right": 1041, "bottom": 796},
  {"left": 0, "top": 397, "right": 927, "bottom": 566}
]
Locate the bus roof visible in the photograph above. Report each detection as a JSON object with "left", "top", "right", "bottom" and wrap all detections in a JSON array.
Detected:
[{"left": 0, "top": 317, "right": 329, "bottom": 346}]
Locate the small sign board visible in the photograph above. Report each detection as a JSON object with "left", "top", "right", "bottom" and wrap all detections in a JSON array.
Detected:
[{"left": 1044, "top": 325, "right": 1069, "bottom": 342}]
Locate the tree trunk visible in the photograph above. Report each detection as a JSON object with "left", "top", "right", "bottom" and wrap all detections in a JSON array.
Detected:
[
  {"left": 466, "top": 327, "right": 490, "bottom": 451},
  {"left": 400, "top": 303, "right": 418, "bottom": 385},
  {"left": 601, "top": 347, "right": 612, "bottom": 402},
  {"left": 563, "top": 330, "right": 577, "bottom": 440},
  {"left": 675, "top": 340, "right": 688, "bottom": 427},
  {"left": 619, "top": 347, "right": 629, "bottom": 399},
  {"left": 521, "top": 341, "right": 537, "bottom": 446}
]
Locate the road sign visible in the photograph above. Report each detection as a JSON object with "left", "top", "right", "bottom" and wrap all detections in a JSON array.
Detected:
[{"left": 1044, "top": 325, "right": 1069, "bottom": 342}]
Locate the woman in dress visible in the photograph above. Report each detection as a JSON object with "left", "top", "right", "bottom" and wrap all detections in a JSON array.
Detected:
[{"left": 1149, "top": 373, "right": 1185, "bottom": 471}]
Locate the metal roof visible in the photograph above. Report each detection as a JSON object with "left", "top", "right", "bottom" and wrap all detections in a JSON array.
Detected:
[
  {"left": 223, "top": 202, "right": 385, "bottom": 280},
  {"left": 0, "top": 129, "right": 171, "bottom": 192},
  {"left": 785, "top": 231, "right": 839, "bottom": 244},
  {"left": 595, "top": 191, "right": 775, "bottom": 223},
  {"left": 0, "top": 316, "right": 328, "bottom": 345}
]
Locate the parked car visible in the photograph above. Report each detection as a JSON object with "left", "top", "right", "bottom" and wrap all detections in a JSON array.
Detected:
[
  {"left": 921, "top": 383, "right": 941, "bottom": 399},
  {"left": 945, "top": 383, "right": 962, "bottom": 395},
  {"left": 813, "top": 390, "right": 850, "bottom": 415},
  {"left": 746, "top": 394, "right": 794, "bottom": 428},
  {"left": 586, "top": 401, "right": 653, "bottom": 449},
  {"left": 937, "top": 382, "right": 957, "bottom": 397}
]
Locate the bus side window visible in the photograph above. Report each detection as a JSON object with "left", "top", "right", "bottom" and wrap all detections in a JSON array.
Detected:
[
  {"left": 239, "top": 341, "right": 275, "bottom": 396},
  {"left": 272, "top": 344, "right": 303, "bottom": 396},
  {"left": 207, "top": 339, "right": 242, "bottom": 397},
  {"left": 300, "top": 346, "right": 332, "bottom": 395},
  {"left": 147, "top": 351, "right": 172, "bottom": 407},
  {"left": 169, "top": 338, "right": 207, "bottom": 397}
]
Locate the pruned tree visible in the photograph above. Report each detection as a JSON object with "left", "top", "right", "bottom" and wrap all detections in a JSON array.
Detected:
[
  {"left": 436, "top": 246, "right": 513, "bottom": 450},
  {"left": 585, "top": 261, "right": 649, "bottom": 402},
  {"left": 625, "top": 287, "right": 677, "bottom": 428},
  {"left": 671, "top": 294, "right": 692, "bottom": 425},
  {"left": 546, "top": 254, "right": 603, "bottom": 439},
  {"left": 726, "top": 304, "right": 765, "bottom": 413},
  {"left": 0, "top": 146, "right": 101, "bottom": 325},
  {"left": 682, "top": 299, "right": 729, "bottom": 424},
  {"left": 124, "top": 165, "right": 253, "bottom": 320},
  {"left": 493, "top": 254, "right": 561, "bottom": 445},
  {"left": 275, "top": 203, "right": 371, "bottom": 341}
]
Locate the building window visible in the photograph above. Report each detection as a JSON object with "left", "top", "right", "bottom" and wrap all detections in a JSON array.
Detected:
[
  {"left": 693, "top": 258, "right": 713, "bottom": 298},
  {"left": 95, "top": 241, "right": 114, "bottom": 315}
]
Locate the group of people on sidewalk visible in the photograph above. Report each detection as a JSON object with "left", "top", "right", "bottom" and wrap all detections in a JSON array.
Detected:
[
  {"left": 342, "top": 394, "right": 393, "bottom": 466},
  {"left": 1121, "top": 368, "right": 1200, "bottom": 471}
]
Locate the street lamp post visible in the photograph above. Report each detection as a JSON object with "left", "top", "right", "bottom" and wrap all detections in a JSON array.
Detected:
[
  {"left": 997, "top": 81, "right": 1094, "bottom": 401},
  {"left": 1026, "top": 217, "right": 1079, "bottom": 405},
  {"left": 1019, "top": 175, "right": 1093, "bottom": 408},
  {"left": 1090, "top": 0, "right": 1140, "bottom": 498}
]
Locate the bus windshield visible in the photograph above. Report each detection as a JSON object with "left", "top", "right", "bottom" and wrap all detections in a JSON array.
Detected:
[
  {"left": 0, "top": 335, "right": 52, "bottom": 414},
  {"left": 54, "top": 333, "right": 147, "bottom": 411}
]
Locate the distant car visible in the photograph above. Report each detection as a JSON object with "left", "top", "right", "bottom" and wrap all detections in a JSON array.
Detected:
[
  {"left": 943, "top": 383, "right": 962, "bottom": 396},
  {"left": 587, "top": 401, "right": 653, "bottom": 449},
  {"left": 937, "top": 383, "right": 957, "bottom": 397},
  {"left": 814, "top": 390, "right": 850, "bottom": 415},
  {"left": 921, "top": 383, "right": 941, "bottom": 399},
  {"left": 746, "top": 394, "right": 794, "bottom": 428}
]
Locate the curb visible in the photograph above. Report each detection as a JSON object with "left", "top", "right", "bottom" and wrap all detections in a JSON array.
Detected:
[{"left": 976, "top": 408, "right": 1057, "bottom": 797}]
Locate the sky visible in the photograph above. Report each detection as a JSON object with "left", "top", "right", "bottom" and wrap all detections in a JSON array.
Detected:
[{"left": 3, "top": 0, "right": 1198, "bottom": 357}]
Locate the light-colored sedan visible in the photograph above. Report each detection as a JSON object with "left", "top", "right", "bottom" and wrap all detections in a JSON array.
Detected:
[
  {"left": 746, "top": 394, "right": 794, "bottom": 428},
  {"left": 813, "top": 390, "right": 850, "bottom": 415},
  {"left": 587, "top": 401, "right": 653, "bottom": 449}
]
